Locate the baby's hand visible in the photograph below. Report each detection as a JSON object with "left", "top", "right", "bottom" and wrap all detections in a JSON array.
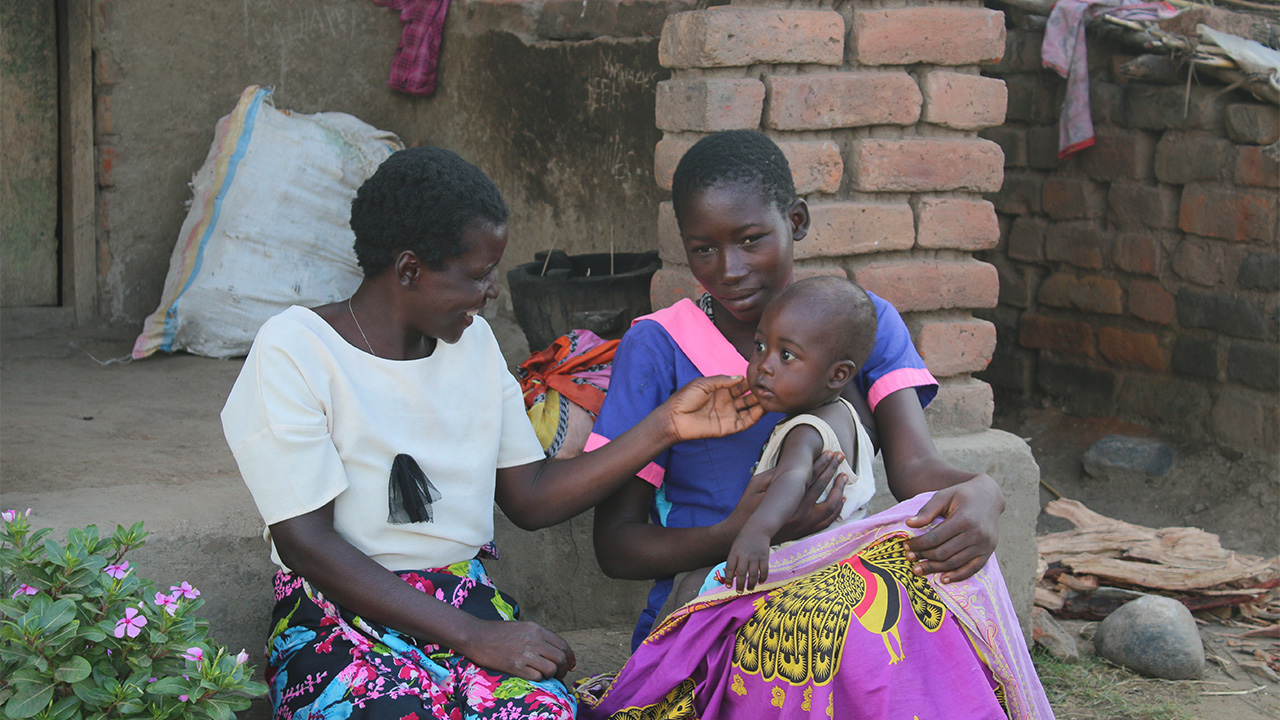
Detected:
[{"left": 724, "top": 533, "right": 771, "bottom": 593}]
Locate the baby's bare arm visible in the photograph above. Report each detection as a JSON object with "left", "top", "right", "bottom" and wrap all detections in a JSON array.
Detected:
[{"left": 738, "top": 425, "right": 826, "bottom": 540}]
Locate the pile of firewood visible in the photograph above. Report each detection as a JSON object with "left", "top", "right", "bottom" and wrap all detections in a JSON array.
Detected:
[
  {"left": 1035, "top": 498, "right": 1280, "bottom": 677},
  {"left": 990, "top": 0, "right": 1280, "bottom": 104}
]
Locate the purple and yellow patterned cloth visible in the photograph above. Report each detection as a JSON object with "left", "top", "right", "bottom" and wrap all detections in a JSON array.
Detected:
[{"left": 578, "top": 494, "right": 1055, "bottom": 720}]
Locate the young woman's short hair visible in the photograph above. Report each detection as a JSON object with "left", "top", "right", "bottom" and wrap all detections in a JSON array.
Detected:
[
  {"left": 670, "top": 130, "right": 795, "bottom": 226},
  {"left": 350, "top": 146, "right": 509, "bottom": 276}
]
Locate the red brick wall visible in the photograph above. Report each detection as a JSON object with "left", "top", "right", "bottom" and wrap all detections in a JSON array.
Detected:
[
  {"left": 978, "top": 22, "right": 1279, "bottom": 456},
  {"left": 650, "top": 2, "right": 1008, "bottom": 436}
]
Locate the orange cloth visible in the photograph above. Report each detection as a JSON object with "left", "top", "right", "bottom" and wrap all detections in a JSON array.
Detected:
[{"left": 517, "top": 330, "right": 618, "bottom": 415}]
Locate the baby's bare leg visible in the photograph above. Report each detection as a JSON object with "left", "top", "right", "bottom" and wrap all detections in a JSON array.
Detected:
[
  {"left": 672, "top": 566, "right": 713, "bottom": 607},
  {"left": 653, "top": 566, "right": 715, "bottom": 626}
]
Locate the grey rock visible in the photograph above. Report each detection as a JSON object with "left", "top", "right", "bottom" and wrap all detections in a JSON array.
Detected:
[
  {"left": 1082, "top": 434, "right": 1175, "bottom": 481},
  {"left": 1093, "top": 595, "right": 1205, "bottom": 679},
  {"left": 1032, "top": 607, "right": 1079, "bottom": 662}
]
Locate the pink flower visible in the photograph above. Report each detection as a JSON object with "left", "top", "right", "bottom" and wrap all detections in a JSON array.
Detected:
[
  {"left": 235, "top": 649, "right": 250, "bottom": 665},
  {"left": 11, "top": 584, "right": 38, "bottom": 598},
  {"left": 113, "top": 607, "right": 147, "bottom": 638},
  {"left": 1, "top": 510, "right": 15, "bottom": 522},
  {"left": 181, "top": 647, "right": 204, "bottom": 663},
  {"left": 104, "top": 562, "right": 130, "bottom": 579},
  {"left": 169, "top": 581, "right": 200, "bottom": 600},
  {"left": 154, "top": 592, "right": 179, "bottom": 615},
  {"left": 178, "top": 695, "right": 189, "bottom": 702}
]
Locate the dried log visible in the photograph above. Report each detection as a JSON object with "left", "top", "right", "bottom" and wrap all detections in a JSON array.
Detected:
[
  {"left": 1057, "top": 573, "right": 1101, "bottom": 592},
  {"left": 1118, "top": 53, "right": 1186, "bottom": 83},
  {"left": 1035, "top": 585, "right": 1067, "bottom": 611},
  {"left": 1054, "top": 554, "right": 1277, "bottom": 591},
  {"left": 1158, "top": 5, "right": 1280, "bottom": 47},
  {"left": 1039, "top": 499, "right": 1280, "bottom": 592}
]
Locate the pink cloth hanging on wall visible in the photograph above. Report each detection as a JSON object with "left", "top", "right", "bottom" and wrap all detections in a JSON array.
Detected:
[
  {"left": 1042, "top": 0, "right": 1178, "bottom": 159},
  {"left": 373, "top": 0, "right": 452, "bottom": 96}
]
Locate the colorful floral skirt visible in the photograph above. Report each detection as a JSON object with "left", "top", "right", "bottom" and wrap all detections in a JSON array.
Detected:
[
  {"left": 578, "top": 494, "right": 1056, "bottom": 720},
  {"left": 266, "top": 559, "right": 576, "bottom": 719}
]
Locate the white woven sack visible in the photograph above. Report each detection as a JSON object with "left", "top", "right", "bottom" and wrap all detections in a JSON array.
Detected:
[{"left": 133, "top": 85, "right": 402, "bottom": 359}]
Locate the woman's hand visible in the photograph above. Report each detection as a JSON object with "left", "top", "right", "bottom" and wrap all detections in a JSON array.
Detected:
[
  {"left": 903, "top": 473, "right": 1004, "bottom": 584},
  {"left": 463, "top": 619, "right": 577, "bottom": 682},
  {"left": 664, "top": 374, "right": 764, "bottom": 442}
]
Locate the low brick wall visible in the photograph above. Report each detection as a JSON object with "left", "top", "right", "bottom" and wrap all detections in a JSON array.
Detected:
[{"left": 979, "top": 20, "right": 1279, "bottom": 456}]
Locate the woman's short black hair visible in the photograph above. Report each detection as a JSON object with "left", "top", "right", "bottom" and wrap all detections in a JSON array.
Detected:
[
  {"left": 670, "top": 130, "right": 795, "bottom": 227},
  {"left": 350, "top": 146, "right": 509, "bottom": 276}
]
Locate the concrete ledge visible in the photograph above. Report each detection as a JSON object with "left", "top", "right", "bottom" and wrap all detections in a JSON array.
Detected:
[
  {"left": 0, "top": 307, "right": 77, "bottom": 338},
  {"left": 489, "top": 510, "right": 652, "bottom": 630},
  {"left": 461, "top": 0, "right": 698, "bottom": 40}
]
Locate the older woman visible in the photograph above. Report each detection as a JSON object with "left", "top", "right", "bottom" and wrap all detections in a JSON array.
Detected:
[{"left": 221, "top": 146, "right": 764, "bottom": 719}]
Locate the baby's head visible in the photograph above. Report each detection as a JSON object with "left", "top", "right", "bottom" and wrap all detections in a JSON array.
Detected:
[
  {"left": 350, "top": 146, "right": 509, "bottom": 277},
  {"left": 747, "top": 276, "right": 878, "bottom": 415}
]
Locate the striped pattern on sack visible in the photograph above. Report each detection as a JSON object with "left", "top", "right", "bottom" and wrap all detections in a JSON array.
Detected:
[{"left": 131, "top": 85, "right": 270, "bottom": 358}]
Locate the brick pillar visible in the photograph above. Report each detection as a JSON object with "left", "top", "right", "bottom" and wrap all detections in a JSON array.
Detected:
[
  {"left": 649, "top": 2, "right": 1042, "bottom": 632},
  {"left": 650, "top": 1, "right": 1007, "bottom": 437}
]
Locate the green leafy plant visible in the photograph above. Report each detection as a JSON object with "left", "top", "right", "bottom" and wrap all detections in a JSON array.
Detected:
[{"left": 0, "top": 509, "right": 268, "bottom": 719}]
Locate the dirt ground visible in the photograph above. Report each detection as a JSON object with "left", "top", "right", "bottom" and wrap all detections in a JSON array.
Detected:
[{"left": 992, "top": 406, "right": 1280, "bottom": 720}]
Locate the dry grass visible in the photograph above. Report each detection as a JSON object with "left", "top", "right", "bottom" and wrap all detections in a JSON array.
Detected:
[{"left": 1031, "top": 646, "right": 1201, "bottom": 720}]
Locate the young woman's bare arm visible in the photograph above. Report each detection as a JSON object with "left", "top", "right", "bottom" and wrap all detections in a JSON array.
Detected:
[{"left": 874, "top": 388, "right": 1004, "bottom": 583}]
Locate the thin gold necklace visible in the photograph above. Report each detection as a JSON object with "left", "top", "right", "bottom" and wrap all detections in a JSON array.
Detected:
[{"left": 347, "top": 296, "right": 376, "bottom": 356}]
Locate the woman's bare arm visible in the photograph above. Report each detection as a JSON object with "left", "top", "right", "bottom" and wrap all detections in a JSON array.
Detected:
[{"left": 496, "top": 374, "right": 763, "bottom": 530}]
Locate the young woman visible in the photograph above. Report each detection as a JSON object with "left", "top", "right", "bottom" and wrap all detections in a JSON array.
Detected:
[
  {"left": 582, "top": 131, "right": 1050, "bottom": 720},
  {"left": 590, "top": 130, "right": 1005, "bottom": 647}
]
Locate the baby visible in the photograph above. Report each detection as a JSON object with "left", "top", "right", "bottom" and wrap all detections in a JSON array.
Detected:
[{"left": 720, "top": 275, "right": 880, "bottom": 592}]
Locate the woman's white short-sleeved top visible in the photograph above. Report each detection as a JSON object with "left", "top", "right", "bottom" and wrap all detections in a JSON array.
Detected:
[{"left": 221, "top": 306, "right": 545, "bottom": 573}]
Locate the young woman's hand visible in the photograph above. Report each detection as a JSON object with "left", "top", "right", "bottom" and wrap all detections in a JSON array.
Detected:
[
  {"left": 463, "top": 619, "right": 577, "bottom": 682},
  {"left": 903, "top": 473, "right": 1004, "bottom": 584},
  {"left": 663, "top": 374, "right": 764, "bottom": 442}
]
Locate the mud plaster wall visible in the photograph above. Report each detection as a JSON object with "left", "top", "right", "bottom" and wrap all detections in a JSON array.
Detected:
[
  {"left": 91, "top": 0, "right": 692, "bottom": 325},
  {"left": 976, "top": 20, "right": 1280, "bottom": 457}
]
